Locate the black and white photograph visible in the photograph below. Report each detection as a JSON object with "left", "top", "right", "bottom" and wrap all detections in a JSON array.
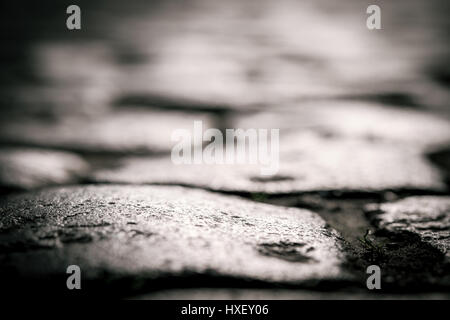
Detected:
[{"left": 0, "top": 0, "right": 449, "bottom": 307}]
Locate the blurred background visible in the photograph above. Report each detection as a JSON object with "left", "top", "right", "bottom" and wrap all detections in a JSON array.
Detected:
[
  {"left": 0, "top": 0, "right": 449, "bottom": 192},
  {"left": 0, "top": 0, "right": 449, "bottom": 190}
]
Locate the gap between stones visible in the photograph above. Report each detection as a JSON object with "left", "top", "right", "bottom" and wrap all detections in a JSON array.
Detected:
[{"left": 241, "top": 190, "right": 450, "bottom": 293}]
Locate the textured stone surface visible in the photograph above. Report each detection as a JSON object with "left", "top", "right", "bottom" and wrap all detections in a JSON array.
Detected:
[
  {"left": 0, "top": 110, "right": 213, "bottom": 155},
  {"left": 0, "top": 185, "right": 349, "bottom": 293},
  {"left": 367, "top": 196, "right": 450, "bottom": 260},
  {"left": 93, "top": 135, "right": 446, "bottom": 194},
  {"left": 0, "top": 148, "right": 89, "bottom": 191}
]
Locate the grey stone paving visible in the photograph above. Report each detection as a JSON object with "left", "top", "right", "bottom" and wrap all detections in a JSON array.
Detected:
[
  {"left": 0, "top": 148, "right": 89, "bottom": 190},
  {"left": 103, "top": 0, "right": 450, "bottom": 110},
  {"left": 234, "top": 101, "right": 450, "bottom": 149},
  {"left": 0, "top": 185, "right": 350, "bottom": 291},
  {"left": 0, "top": 110, "right": 214, "bottom": 155},
  {"left": 367, "top": 196, "right": 450, "bottom": 261},
  {"left": 0, "top": 0, "right": 449, "bottom": 298},
  {"left": 93, "top": 135, "right": 447, "bottom": 194}
]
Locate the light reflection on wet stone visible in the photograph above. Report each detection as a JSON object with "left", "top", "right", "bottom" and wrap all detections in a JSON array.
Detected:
[
  {"left": 0, "top": 110, "right": 214, "bottom": 155},
  {"left": 93, "top": 134, "right": 447, "bottom": 195},
  {"left": 0, "top": 148, "right": 89, "bottom": 190}
]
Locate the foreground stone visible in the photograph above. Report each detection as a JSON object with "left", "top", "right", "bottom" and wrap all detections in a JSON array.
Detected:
[
  {"left": 93, "top": 134, "right": 446, "bottom": 195},
  {"left": 0, "top": 148, "right": 89, "bottom": 191},
  {"left": 367, "top": 196, "right": 450, "bottom": 261},
  {"left": 0, "top": 185, "right": 349, "bottom": 295}
]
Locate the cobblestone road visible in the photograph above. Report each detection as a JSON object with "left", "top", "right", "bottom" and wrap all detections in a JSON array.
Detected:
[{"left": 0, "top": 0, "right": 449, "bottom": 298}]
